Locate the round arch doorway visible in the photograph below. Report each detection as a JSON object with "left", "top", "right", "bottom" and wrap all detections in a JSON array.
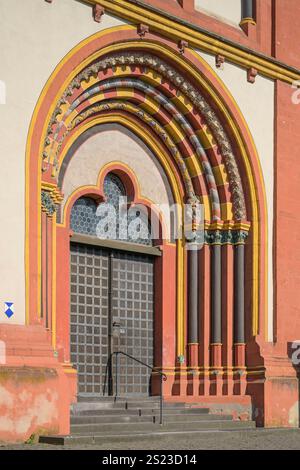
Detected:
[{"left": 69, "top": 173, "right": 160, "bottom": 398}]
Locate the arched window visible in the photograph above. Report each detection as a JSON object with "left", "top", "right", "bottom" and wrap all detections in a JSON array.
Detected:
[
  {"left": 103, "top": 172, "right": 126, "bottom": 207},
  {"left": 70, "top": 173, "right": 152, "bottom": 246}
]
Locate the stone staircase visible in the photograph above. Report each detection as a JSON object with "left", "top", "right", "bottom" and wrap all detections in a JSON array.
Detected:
[{"left": 39, "top": 396, "right": 256, "bottom": 445}]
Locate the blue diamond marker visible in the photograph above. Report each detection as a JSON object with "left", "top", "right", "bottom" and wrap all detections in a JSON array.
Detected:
[{"left": 4, "top": 302, "right": 14, "bottom": 318}]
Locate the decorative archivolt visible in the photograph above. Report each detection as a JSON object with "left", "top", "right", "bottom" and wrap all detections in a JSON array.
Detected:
[{"left": 43, "top": 52, "right": 246, "bottom": 220}]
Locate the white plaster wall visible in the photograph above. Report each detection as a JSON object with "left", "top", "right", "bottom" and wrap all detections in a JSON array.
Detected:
[
  {"left": 194, "top": 0, "right": 242, "bottom": 26},
  {"left": 0, "top": 0, "right": 129, "bottom": 324},
  {"left": 61, "top": 127, "right": 172, "bottom": 237},
  {"left": 195, "top": 50, "right": 275, "bottom": 341}
]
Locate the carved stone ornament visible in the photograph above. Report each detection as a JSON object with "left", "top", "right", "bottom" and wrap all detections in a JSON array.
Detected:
[
  {"left": 137, "top": 24, "right": 149, "bottom": 38},
  {"left": 247, "top": 67, "right": 258, "bottom": 84},
  {"left": 44, "top": 52, "right": 247, "bottom": 219},
  {"left": 93, "top": 4, "right": 105, "bottom": 23},
  {"left": 41, "top": 191, "right": 56, "bottom": 216},
  {"left": 216, "top": 54, "right": 225, "bottom": 69},
  {"left": 178, "top": 40, "right": 189, "bottom": 55},
  {"left": 205, "top": 230, "right": 249, "bottom": 245}
]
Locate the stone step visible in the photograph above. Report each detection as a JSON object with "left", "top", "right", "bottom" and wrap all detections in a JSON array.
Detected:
[
  {"left": 70, "top": 419, "right": 256, "bottom": 434},
  {"left": 125, "top": 401, "right": 186, "bottom": 409},
  {"left": 71, "top": 407, "right": 141, "bottom": 416},
  {"left": 71, "top": 407, "right": 210, "bottom": 417},
  {"left": 71, "top": 414, "right": 155, "bottom": 424},
  {"left": 40, "top": 396, "right": 256, "bottom": 446},
  {"left": 77, "top": 395, "right": 161, "bottom": 403},
  {"left": 40, "top": 423, "right": 256, "bottom": 446},
  {"left": 71, "top": 413, "right": 232, "bottom": 425},
  {"left": 71, "top": 401, "right": 196, "bottom": 412}
]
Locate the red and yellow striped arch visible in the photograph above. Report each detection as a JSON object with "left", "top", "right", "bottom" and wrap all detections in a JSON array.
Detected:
[{"left": 25, "top": 26, "right": 268, "bottom": 359}]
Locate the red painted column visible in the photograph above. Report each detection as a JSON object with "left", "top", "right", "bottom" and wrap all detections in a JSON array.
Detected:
[
  {"left": 40, "top": 210, "right": 53, "bottom": 342},
  {"left": 46, "top": 214, "right": 53, "bottom": 338},
  {"left": 41, "top": 211, "right": 47, "bottom": 329},
  {"left": 188, "top": 344, "right": 198, "bottom": 367},
  {"left": 56, "top": 226, "right": 71, "bottom": 363},
  {"left": 153, "top": 243, "right": 177, "bottom": 397}
]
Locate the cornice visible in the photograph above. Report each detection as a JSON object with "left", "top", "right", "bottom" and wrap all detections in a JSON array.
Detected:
[{"left": 83, "top": 0, "right": 300, "bottom": 85}]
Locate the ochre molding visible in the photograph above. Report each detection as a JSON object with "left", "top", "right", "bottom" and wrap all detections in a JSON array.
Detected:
[
  {"left": 44, "top": 51, "right": 247, "bottom": 220},
  {"left": 82, "top": 0, "right": 300, "bottom": 84}
]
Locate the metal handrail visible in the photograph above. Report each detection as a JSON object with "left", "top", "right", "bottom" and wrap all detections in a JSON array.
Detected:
[{"left": 103, "top": 351, "right": 167, "bottom": 425}]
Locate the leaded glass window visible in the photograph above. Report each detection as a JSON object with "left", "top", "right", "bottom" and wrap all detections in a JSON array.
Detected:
[
  {"left": 103, "top": 173, "right": 126, "bottom": 208},
  {"left": 70, "top": 197, "right": 98, "bottom": 236},
  {"left": 70, "top": 173, "right": 152, "bottom": 246}
]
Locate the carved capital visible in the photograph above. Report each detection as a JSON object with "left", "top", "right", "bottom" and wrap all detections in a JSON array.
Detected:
[
  {"left": 41, "top": 191, "right": 56, "bottom": 217},
  {"left": 205, "top": 229, "right": 249, "bottom": 245},
  {"left": 41, "top": 183, "right": 63, "bottom": 217}
]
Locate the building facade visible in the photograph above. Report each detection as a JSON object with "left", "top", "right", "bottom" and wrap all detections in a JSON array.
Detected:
[{"left": 0, "top": 0, "right": 300, "bottom": 441}]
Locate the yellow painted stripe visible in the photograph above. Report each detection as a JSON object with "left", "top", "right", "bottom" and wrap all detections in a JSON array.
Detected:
[
  {"left": 196, "top": 128, "right": 216, "bottom": 149},
  {"left": 142, "top": 96, "right": 160, "bottom": 115},
  {"left": 89, "top": 92, "right": 105, "bottom": 104},
  {"left": 164, "top": 121, "right": 186, "bottom": 144},
  {"left": 64, "top": 109, "right": 78, "bottom": 128},
  {"left": 116, "top": 87, "right": 135, "bottom": 99},
  {"left": 113, "top": 65, "right": 132, "bottom": 76},
  {"left": 186, "top": 154, "right": 203, "bottom": 177},
  {"left": 142, "top": 70, "right": 162, "bottom": 85},
  {"left": 201, "top": 194, "right": 211, "bottom": 221},
  {"left": 80, "top": 75, "right": 101, "bottom": 90},
  {"left": 212, "top": 164, "right": 228, "bottom": 187},
  {"left": 171, "top": 93, "right": 194, "bottom": 113},
  {"left": 220, "top": 202, "right": 233, "bottom": 221}
]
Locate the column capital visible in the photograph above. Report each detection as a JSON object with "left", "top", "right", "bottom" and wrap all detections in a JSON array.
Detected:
[
  {"left": 41, "top": 183, "right": 63, "bottom": 217},
  {"left": 205, "top": 229, "right": 249, "bottom": 245}
]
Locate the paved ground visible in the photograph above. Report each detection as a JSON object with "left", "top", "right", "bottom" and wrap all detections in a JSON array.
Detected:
[{"left": 2, "top": 429, "right": 300, "bottom": 450}]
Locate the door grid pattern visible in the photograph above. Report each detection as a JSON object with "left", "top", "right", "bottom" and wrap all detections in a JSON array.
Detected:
[
  {"left": 70, "top": 243, "right": 154, "bottom": 397},
  {"left": 112, "top": 252, "right": 154, "bottom": 395},
  {"left": 70, "top": 243, "right": 109, "bottom": 396}
]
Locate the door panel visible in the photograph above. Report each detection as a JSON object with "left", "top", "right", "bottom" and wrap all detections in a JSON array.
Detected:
[
  {"left": 112, "top": 252, "right": 154, "bottom": 395},
  {"left": 70, "top": 243, "right": 154, "bottom": 397},
  {"left": 70, "top": 243, "right": 109, "bottom": 397}
]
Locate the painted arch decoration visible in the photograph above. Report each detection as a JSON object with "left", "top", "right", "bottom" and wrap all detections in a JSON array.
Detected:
[
  {"left": 26, "top": 26, "right": 268, "bottom": 396},
  {"left": 43, "top": 51, "right": 247, "bottom": 222}
]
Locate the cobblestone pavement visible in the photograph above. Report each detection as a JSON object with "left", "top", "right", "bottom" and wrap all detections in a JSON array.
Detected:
[{"left": 2, "top": 429, "right": 300, "bottom": 450}]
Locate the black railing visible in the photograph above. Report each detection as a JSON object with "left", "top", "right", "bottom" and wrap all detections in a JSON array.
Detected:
[{"left": 103, "top": 351, "right": 167, "bottom": 425}]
